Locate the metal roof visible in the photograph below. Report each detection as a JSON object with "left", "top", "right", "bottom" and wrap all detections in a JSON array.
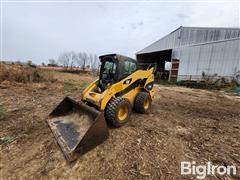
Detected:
[{"left": 137, "top": 26, "right": 240, "bottom": 55}]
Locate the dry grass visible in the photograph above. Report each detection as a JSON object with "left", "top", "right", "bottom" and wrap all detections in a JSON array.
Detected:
[
  {"left": 0, "top": 105, "right": 6, "bottom": 120},
  {"left": 0, "top": 64, "right": 56, "bottom": 83},
  {"left": 43, "top": 70, "right": 94, "bottom": 84}
]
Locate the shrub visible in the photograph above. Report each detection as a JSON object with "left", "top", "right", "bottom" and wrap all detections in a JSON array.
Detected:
[{"left": 0, "top": 64, "right": 55, "bottom": 83}]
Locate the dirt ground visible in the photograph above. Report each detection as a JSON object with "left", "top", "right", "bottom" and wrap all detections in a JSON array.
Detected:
[{"left": 0, "top": 72, "right": 240, "bottom": 179}]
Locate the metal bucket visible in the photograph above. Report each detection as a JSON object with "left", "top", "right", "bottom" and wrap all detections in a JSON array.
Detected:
[{"left": 47, "top": 97, "right": 109, "bottom": 162}]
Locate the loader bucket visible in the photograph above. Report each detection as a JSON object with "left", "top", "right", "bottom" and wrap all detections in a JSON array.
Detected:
[{"left": 47, "top": 97, "right": 109, "bottom": 162}]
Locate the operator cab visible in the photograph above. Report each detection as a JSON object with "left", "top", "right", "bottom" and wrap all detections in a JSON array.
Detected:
[{"left": 98, "top": 54, "right": 137, "bottom": 92}]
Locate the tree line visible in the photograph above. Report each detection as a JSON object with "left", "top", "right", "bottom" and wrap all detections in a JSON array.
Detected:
[{"left": 47, "top": 51, "right": 100, "bottom": 70}]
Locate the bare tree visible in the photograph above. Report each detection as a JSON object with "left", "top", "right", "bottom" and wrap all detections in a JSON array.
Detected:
[
  {"left": 92, "top": 54, "right": 100, "bottom": 71},
  {"left": 58, "top": 51, "right": 77, "bottom": 69},
  {"left": 77, "top": 52, "right": 88, "bottom": 70},
  {"left": 58, "top": 52, "right": 69, "bottom": 68},
  {"left": 69, "top": 51, "right": 77, "bottom": 69},
  {"left": 89, "top": 53, "right": 94, "bottom": 69},
  {"left": 48, "top": 59, "right": 57, "bottom": 66},
  {"left": 58, "top": 51, "right": 99, "bottom": 71},
  {"left": 27, "top": 60, "right": 32, "bottom": 66}
]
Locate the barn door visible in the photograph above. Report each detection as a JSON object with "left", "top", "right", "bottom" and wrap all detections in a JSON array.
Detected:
[{"left": 170, "top": 59, "right": 179, "bottom": 81}]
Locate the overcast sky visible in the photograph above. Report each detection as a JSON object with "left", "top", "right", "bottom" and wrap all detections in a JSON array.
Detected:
[{"left": 1, "top": 1, "right": 239, "bottom": 64}]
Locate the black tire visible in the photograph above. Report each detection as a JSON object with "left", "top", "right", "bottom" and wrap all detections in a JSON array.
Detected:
[
  {"left": 134, "top": 92, "right": 152, "bottom": 114},
  {"left": 105, "top": 97, "right": 131, "bottom": 127}
]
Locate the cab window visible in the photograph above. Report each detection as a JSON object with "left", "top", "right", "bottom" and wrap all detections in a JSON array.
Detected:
[
  {"left": 101, "top": 61, "right": 116, "bottom": 80},
  {"left": 123, "top": 60, "right": 136, "bottom": 75},
  {"left": 103, "top": 61, "right": 116, "bottom": 74}
]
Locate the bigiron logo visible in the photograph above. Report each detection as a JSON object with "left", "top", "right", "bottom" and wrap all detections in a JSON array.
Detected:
[{"left": 181, "top": 161, "right": 238, "bottom": 179}]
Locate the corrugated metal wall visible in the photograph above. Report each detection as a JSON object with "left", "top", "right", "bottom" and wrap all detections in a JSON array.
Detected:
[
  {"left": 137, "top": 27, "right": 240, "bottom": 54},
  {"left": 172, "top": 38, "right": 240, "bottom": 81},
  {"left": 179, "top": 27, "right": 240, "bottom": 46}
]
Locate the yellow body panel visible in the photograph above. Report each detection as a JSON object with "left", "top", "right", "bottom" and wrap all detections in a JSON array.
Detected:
[
  {"left": 82, "top": 67, "right": 154, "bottom": 111},
  {"left": 122, "top": 88, "right": 141, "bottom": 105}
]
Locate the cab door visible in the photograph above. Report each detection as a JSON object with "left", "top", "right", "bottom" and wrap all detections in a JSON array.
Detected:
[{"left": 118, "top": 59, "right": 137, "bottom": 81}]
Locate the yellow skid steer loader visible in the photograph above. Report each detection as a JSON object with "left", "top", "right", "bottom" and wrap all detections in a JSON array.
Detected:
[{"left": 47, "top": 54, "right": 155, "bottom": 161}]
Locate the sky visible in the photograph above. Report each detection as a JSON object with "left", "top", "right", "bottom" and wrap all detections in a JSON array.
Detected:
[{"left": 1, "top": 1, "right": 240, "bottom": 64}]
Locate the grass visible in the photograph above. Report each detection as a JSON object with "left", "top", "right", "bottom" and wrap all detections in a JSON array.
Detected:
[
  {"left": 42, "top": 69, "right": 65, "bottom": 75},
  {"left": 227, "top": 86, "right": 240, "bottom": 96},
  {"left": 81, "top": 81, "right": 89, "bottom": 88},
  {"left": 0, "top": 105, "right": 7, "bottom": 120},
  {"left": 155, "top": 79, "right": 177, "bottom": 86},
  {"left": 63, "top": 82, "right": 89, "bottom": 92},
  {"left": 0, "top": 136, "right": 15, "bottom": 145}
]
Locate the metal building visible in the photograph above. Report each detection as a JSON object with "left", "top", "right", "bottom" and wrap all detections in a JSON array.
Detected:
[{"left": 136, "top": 26, "right": 240, "bottom": 82}]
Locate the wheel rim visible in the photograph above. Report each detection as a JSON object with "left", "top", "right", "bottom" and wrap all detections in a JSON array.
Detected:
[
  {"left": 144, "top": 98, "right": 150, "bottom": 110},
  {"left": 117, "top": 105, "right": 128, "bottom": 121}
]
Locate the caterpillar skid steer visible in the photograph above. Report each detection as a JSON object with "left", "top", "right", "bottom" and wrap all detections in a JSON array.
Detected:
[{"left": 47, "top": 54, "right": 155, "bottom": 161}]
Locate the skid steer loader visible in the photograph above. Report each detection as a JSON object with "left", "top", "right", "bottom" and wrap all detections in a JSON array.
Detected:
[{"left": 47, "top": 54, "right": 155, "bottom": 161}]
